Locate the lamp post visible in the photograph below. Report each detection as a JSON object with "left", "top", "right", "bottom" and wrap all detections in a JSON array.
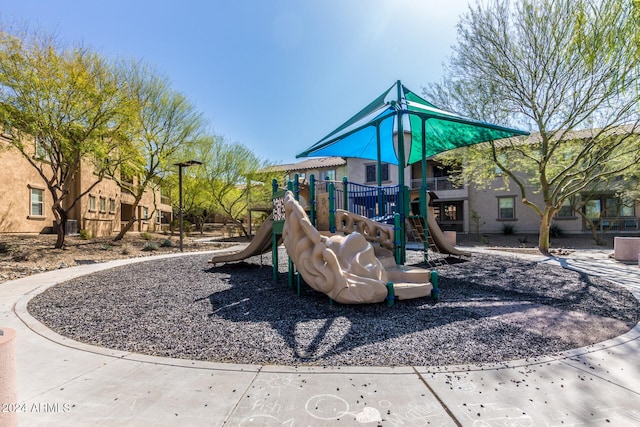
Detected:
[{"left": 175, "top": 160, "right": 202, "bottom": 252}]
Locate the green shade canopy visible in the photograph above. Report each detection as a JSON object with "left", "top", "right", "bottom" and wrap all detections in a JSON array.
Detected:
[{"left": 297, "top": 80, "right": 529, "bottom": 166}]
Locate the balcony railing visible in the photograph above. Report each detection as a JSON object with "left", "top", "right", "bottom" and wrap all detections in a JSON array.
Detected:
[
  {"left": 584, "top": 217, "right": 639, "bottom": 232},
  {"left": 410, "top": 177, "right": 464, "bottom": 191}
]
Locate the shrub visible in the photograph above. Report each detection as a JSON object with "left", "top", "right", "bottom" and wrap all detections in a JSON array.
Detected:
[
  {"left": 79, "top": 229, "right": 91, "bottom": 240},
  {"left": 142, "top": 241, "right": 159, "bottom": 251},
  {"left": 101, "top": 244, "right": 112, "bottom": 251},
  {"left": 140, "top": 232, "right": 152, "bottom": 240},
  {"left": 12, "top": 250, "right": 30, "bottom": 262},
  {"left": 170, "top": 219, "right": 192, "bottom": 234},
  {"left": 160, "top": 239, "right": 174, "bottom": 248},
  {"left": 0, "top": 241, "right": 12, "bottom": 254},
  {"left": 121, "top": 244, "right": 131, "bottom": 255},
  {"left": 501, "top": 223, "right": 516, "bottom": 235}
]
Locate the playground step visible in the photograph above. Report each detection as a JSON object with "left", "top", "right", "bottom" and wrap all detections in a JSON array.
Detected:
[
  {"left": 385, "top": 265, "right": 432, "bottom": 284},
  {"left": 392, "top": 281, "right": 434, "bottom": 300}
]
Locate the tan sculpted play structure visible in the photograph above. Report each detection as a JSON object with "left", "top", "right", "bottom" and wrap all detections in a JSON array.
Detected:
[{"left": 282, "top": 192, "right": 434, "bottom": 304}]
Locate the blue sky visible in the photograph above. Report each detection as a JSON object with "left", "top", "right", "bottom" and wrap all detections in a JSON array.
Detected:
[{"left": 2, "top": 0, "right": 472, "bottom": 164}]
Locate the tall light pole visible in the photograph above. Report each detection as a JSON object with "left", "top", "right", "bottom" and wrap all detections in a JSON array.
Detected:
[{"left": 175, "top": 160, "right": 202, "bottom": 252}]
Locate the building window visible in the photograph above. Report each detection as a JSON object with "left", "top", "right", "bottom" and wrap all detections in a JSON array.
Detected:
[
  {"left": 99, "top": 197, "right": 106, "bottom": 213},
  {"left": 620, "top": 197, "right": 635, "bottom": 217},
  {"left": 287, "top": 172, "right": 306, "bottom": 182},
  {"left": 557, "top": 199, "right": 574, "bottom": 218},
  {"left": 109, "top": 198, "right": 116, "bottom": 213},
  {"left": 433, "top": 200, "right": 464, "bottom": 222},
  {"left": 365, "top": 163, "right": 389, "bottom": 183},
  {"left": 321, "top": 169, "right": 336, "bottom": 181},
  {"left": 584, "top": 199, "right": 601, "bottom": 220},
  {"left": 498, "top": 196, "right": 515, "bottom": 219},
  {"left": 35, "top": 137, "right": 48, "bottom": 160},
  {"left": 30, "top": 188, "right": 44, "bottom": 216},
  {"left": 605, "top": 196, "right": 635, "bottom": 217},
  {"left": 156, "top": 209, "right": 162, "bottom": 224},
  {"left": 142, "top": 207, "right": 149, "bottom": 220},
  {"left": 89, "top": 195, "right": 96, "bottom": 212}
]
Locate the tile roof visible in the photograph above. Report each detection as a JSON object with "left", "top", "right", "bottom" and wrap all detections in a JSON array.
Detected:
[
  {"left": 492, "top": 124, "right": 639, "bottom": 148},
  {"left": 265, "top": 157, "right": 346, "bottom": 172}
]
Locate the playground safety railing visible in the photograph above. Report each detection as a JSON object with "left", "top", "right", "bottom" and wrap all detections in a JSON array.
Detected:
[{"left": 313, "top": 178, "right": 401, "bottom": 219}]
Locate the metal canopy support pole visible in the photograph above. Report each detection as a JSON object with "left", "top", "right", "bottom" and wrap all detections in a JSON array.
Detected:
[
  {"left": 376, "top": 122, "right": 385, "bottom": 217},
  {"left": 395, "top": 80, "right": 406, "bottom": 265},
  {"left": 271, "top": 178, "right": 279, "bottom": 282},
  {"left": 421, "top": 117, "right": 429, "bottom": 262}
]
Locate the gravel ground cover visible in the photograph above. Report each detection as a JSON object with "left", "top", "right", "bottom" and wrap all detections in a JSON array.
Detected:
[{"left": 28, "top": 249, "right": 639, "bottom": 367}]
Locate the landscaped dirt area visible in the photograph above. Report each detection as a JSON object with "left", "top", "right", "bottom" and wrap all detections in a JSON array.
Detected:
[
  {"left": 0, "top": 231, "right": 245, "bottom": 283},
  {"left": 0, "top": 230, "right": 620, "bottom": 284}
]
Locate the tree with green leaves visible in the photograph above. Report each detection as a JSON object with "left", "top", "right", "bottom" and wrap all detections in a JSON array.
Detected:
[
  {"left": 0, "top": 26, "right": 132, "bottom": 248},
  {"left": 426, "top": 0, "right": 640, "bottom": 254},
  {"left": 110, "top": 62, "right": 203, "bottom": 241},
  {"left": 174, "top": 134, "right": 277, "bottom": 236}
]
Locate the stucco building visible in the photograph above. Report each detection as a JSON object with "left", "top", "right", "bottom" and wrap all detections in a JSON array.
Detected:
[
  {"left": 0, "top": 134, "right": 172, "bottom": 237},
  {"left": 272, "top": 154, "right": 639, "bottom": 237}
]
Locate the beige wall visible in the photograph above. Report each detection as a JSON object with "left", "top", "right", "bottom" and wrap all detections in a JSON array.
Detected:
[
  {"left": 0, "top": 137, "right": 172, "bottom": 237},
  {"left": 0, "top": 143, "right": 56, "bottom": 233},
  {"left": 467, "top": 181, "right": 585, "bottom": 235},
  {"left": 80, "top": 163, "right": 122, "bottom": 237},
  {"left": 345, "top": 158, "right": 410, "bottom": 187},
  {"left": 287, "top": 165, "right": 348, "bottom": 183}
]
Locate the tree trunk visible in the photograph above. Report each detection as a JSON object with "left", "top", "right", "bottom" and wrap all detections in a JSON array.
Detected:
[
  {"left": 232, "top": 218, "right": 249, "bottom": 237},
  {"left": 54, "top": 208, "right": 68, "bottom": 249},
  {"left": 113, "top": 217, "right": 136, "bottom": 241},
  {"left": 537, "top": 208, "right": 555, "bottom": 255},
  {"left": 113, "top": 195, "right": 143, "bottom": 241}
]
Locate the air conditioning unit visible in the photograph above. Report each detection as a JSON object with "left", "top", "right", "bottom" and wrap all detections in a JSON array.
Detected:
[{"left": 66, "top": 219, "right": 79, "bottom": 236}]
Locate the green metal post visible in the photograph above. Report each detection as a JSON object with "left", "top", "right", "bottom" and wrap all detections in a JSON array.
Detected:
[
  {"left": 386, "top": 282, "right": 395, "bottom": 307},
  {"left": 272, "top": 179, "right": 278, "bottom": 282},
  {"left": 400, "top": 186, "right": 409, "bottom": 264},
  {"left": 431, "top": 270, "right": 439, "bottom": 301},
  {"left": 293, "top": 173, "right": 299, "bottom": 200},
  {"left": 393, "top": 213, "right": 402, "bottom": 265},
  {"left": 396, "top": 80, "right": 406, "bottom": 265},
  {"left": 329, "top": 182, "right": 336, "bottom": 233},
  {"left": 376, "top": 123, "right": 384, "bottom": 216},
  {"left": 342, "top": 176, "right": 348, "bottom": 212},
  {"left": 309, "top": 174, "right": 316, "bottom": 227},
  {"left": 288, "top": 259, "right": 294, "bottom": 289},
  {"left": 421, "top": 117, "right": 429, "bottom": 262}
]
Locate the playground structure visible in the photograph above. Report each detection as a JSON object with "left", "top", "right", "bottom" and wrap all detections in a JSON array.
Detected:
[
  {"left": 210, "top": 81, "right": 528, "bottom": 304},
  {"left": 281, "top": 190, "right": 434, "bottom": 304},
  {"left": 212, "top": 173, "right": 477, "bottom": 304}
]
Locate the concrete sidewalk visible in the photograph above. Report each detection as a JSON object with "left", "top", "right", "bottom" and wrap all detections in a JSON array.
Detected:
[{"left": 1, "top": 250, "right": 639, "bottom": 426}]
